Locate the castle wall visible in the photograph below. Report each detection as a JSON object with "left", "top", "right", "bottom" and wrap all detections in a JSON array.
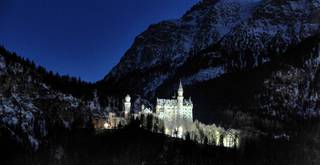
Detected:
[{"left": 156, "top": 98, "right": 193, "bottom": 138}]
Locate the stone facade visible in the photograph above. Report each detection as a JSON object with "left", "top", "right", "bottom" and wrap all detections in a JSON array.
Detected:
[
  {"left": 117, "top": 82, "right": 241, "bottom": 148},
  {"left": 155, "top": 81, "right": 193, "bottom": 137}
]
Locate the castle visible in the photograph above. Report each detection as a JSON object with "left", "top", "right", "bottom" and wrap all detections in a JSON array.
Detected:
[
  {"left": 122, "top": 81, "right": 193, "bottom": 137},
  {"left": 98, "top": 81, "right": 240, "bottom": 148},
  {"left": 155, "top": 81, "right": 193, "bottom": 137}
]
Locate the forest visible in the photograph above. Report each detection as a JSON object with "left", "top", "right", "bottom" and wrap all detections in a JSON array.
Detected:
[{"left": 1, "top": 116, "right": 320, "bottom": 165}]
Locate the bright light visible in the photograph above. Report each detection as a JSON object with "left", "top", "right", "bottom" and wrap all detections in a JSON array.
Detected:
[{"left": 104, "top": 122, "right": 109, "bottom": 129}]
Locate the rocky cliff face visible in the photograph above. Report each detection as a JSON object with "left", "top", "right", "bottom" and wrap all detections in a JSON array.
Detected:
[
  {"left": 256, "top": 39, "right": 320, "bottom": 119},
  {"left": 103, "top": 0, "right": 320, "bottom": 98},
  {"left": 221, "top": 0, "right": 320, "bottom": 70}
]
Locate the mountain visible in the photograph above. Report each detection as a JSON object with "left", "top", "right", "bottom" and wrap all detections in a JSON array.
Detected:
[
  {"left": 179, "top": 35, "right": 320, "bottom": 127},
  {"left": 0, "top": 47, "right": 117, "bottom": 150},
  {"left": 1, "top": 1, "right": 320, "bottom": 163},
  {"left": 103, "top": 0, "right": 320, "bottom": 98},
  {"left": 2, "top": 40, "right": 320, "bottom": 163}
]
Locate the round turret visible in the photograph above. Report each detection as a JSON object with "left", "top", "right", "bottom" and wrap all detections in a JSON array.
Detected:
[
  {"left": 124, "top": 94, "right": 131, "bottom": 118},
  {"left": 125, "top": 94, "right": 131, "bottom": 102}
]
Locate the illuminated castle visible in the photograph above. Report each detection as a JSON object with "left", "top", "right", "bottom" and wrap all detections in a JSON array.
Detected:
[
  {"left": 155, "top": 81, "right": 193, "bottom": 137},
  {"left": 115, "top": 82, "right": 240, "bottom": 148}
]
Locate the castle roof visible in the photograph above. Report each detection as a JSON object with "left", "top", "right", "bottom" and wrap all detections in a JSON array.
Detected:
[
  {"left": 157, "top": 98, "right": 193, "bottom": 106},
  {"left": 157, "top": 99, "right": 177, "bottom": 106}
]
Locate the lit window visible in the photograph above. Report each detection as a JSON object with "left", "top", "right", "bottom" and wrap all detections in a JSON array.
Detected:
[{"left": 104, "top": 123, "right": 109, "bottom": 129}]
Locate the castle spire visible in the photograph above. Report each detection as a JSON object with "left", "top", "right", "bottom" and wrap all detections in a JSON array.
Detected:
[
  {"left": 177, "top": 80, "right": 184, "bottom": 112},
  {"left": 178, "top": 80, "right": 184, "bottom": 98},
  {"left": 179, "top": 80, "right": 183, "bottom": 91}
]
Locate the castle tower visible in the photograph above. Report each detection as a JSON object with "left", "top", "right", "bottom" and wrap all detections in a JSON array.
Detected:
[
  {"left": 177, "top": 81, "right": 184, "bottom": 110},
  {"left": 124, "top": 94, "right": 131, "bottom": 118}
]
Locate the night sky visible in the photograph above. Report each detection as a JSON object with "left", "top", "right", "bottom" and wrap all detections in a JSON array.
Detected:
[{"left": 0, "top": 0, "right": 199, "bottom": 82}]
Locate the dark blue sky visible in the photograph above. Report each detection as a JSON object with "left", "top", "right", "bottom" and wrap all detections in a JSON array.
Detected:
[{"left": 0, "top": 0, "right": 198, "bottom": 82}]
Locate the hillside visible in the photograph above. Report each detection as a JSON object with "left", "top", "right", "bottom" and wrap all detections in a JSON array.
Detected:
[{"left": 0, "top": 47, "right": 117, "bottom": 150}]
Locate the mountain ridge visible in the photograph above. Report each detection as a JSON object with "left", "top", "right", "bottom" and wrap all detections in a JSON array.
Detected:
[{"left": 103, "top": 0, "right": 320, "bottom": 98}]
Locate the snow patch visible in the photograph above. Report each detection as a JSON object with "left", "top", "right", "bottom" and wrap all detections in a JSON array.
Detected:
[
  {"left": 183, "top": 66, "right": 225, "bottom": 85},
  {"left": 0, "top": 54, "right": 6, "bottom": 76},
  {"left": 2, "top": 116, "right": 18, "bottom": 126},
  {"left": 0, "top": 55, "right": 6, "bottom": 70},
  {"left": 60, "top": 94, "right": 79, "bottom": 108},
  {"left": 274, "top": 134, "right": 290, "bottom": 141},
  {"left": 144, "top": 74, "right": 169, "bottom": 95},
  {"left": 3, "top": 105, "right": 16, "bottom": 113},
  {"left": 28, "top": 135, "right": 39, "bottom": 150},
  {"left": 24, "top": 111, "right": 34, "bottom": 122}
]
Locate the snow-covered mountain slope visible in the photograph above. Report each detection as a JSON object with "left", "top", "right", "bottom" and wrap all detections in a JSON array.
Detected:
[
  {"left": 103, "top": 0, "right": 320, "bottom": 97},
  {"left": 221, "top": 0, "right": 320, "bottom": 70},
  {"left": 104, "top": 0, "right": 263, "bottom": 94},
  {"left": 111, "top": 0, "right": 261, "bottom": 72},
  {"left": 0, "top": 49, "right": 109, "bottom": 150},
  {"left": 256, "top": 40, "right": 320, "bottom": 119},
  {"left": 175, "top": 35, "right": 320, "bottom": 125}
]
